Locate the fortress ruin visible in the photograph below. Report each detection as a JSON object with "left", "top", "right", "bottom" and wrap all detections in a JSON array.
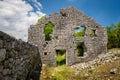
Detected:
[{"left": 28, "top": 7, "right": 107, "bottom": 66}]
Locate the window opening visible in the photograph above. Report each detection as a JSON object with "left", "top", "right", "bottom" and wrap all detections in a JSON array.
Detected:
[
  {"left": 44, "top": 22, "right": 54, "bottom": 41},
  {"left": 74, "top": 26, "right": 85, "bottom": 37},
  {"left": 44, "top": 52, "right": 47, "bottom": 55},
  {"left": 76, "top": 42, "right": 84, "bottom": 56},
  {"left": 90, "top": 29, "right": 96, "bottom": 37}
]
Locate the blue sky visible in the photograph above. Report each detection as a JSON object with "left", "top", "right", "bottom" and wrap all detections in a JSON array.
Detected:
[
  {"left": 0, "top": 0, "right": 120, "bottom": 41},
  {"left": 38, "top": 0, "right": 120, "bottom": 26}
]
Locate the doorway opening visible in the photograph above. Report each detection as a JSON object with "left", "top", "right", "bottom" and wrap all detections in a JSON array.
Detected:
[{"left": 56, "top": 49, "right": 66, "bottom": 66}]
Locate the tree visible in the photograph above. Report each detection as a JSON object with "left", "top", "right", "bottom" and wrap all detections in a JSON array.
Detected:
[{"left": 106, "top": 22, "right": 120, "bottom": 49}]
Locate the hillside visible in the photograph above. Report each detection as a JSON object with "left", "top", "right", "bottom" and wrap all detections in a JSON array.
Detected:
[{"left": 40, "top": 48, "right": 120, "bottom": 80}]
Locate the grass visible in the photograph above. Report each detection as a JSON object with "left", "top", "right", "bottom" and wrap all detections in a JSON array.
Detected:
[
  {"left": 91, "top": 60, "right": 120, "bottom": 79},
  {"left": 48, "top": 65, "right": 75, "bottom": 80},
  {"left": 40, "top": 48, "right": 120, "bottom": 80},
  {"left": 40, "top": 65, "right": 77, "bottom": 80},
  {"left": 40, "top": 60, "right": 120, "bottom": 80}
]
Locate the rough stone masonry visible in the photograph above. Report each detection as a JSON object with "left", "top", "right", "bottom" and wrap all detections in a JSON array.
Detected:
[
  {"left": 0, "top": 31, "right": 41, "bottom": 80},
  {"left": 28, "top": 7, "right": 108, "bottom": 66}
]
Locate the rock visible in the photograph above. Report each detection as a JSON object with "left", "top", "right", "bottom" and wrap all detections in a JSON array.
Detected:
[
  {"left": 0, "top": 31, "right": 42, "bottom": 80},
  {"left": 71, "top": 49, "right": 120, "bottom": 72},
  {"left": 0, "top": 66, "right": 3, "bottom": 73},
  {"left": 41, "top": 64, "right": 48, "bottom": 79},
  {"left": 2, "top": 69, "right": 9, "bottom": 76},
  {"left": 84, "top": 73, "right": 89, "bottom": 77},
  {"left": 0, "top": 74, "right": 3, "bottom": 80},
  {"left": 110, "top": 68, "right": 117, "bottom": 74},
  {"left": 0, "top": 40, "right": 3, "bottom": 48},
  {"left": 0, "top": 49, "right": 6, "bottom": 62},
  {"left": 74, "top": 71, "right": 80, "bottom": 76}
]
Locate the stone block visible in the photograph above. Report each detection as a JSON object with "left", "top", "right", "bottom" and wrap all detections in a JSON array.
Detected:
[{"left": 0, "top": 49, "right": 6, "bottom": 62}]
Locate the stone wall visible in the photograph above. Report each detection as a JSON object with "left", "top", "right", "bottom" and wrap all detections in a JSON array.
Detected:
[
  {"left": 28, "top": 7, "right": 108, "bottom": 66},
  {"left": 0, "top": 31, "right": 42, "bottom": 80}
]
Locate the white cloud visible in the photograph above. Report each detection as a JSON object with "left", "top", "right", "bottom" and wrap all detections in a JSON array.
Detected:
[
  {"left": 31, "top": 0, "right": 42, "bottom": 10},
  {"left": 0, "top": 0, "right": 45, "bottom": 41}
]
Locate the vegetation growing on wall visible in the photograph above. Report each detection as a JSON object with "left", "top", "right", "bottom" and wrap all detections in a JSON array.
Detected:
[
  {"left": 36, "top": 16, "right": 45, "bottom": 25},
  {"left": 90, "top": 29, "right": 96, "bottom": 37},
  {"left": 106, "top": 22, "right": 120, "bottom": 49},
  {"left": 56, "top": 50, "right": 66, "bottom": 66},
  {"left": 44, "top": 22, "right": 54, "bottom": 41}
]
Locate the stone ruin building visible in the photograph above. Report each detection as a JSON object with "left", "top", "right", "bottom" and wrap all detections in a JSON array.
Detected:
[{"left": 28, "top": 7, "right": 108, "bottom": 66}]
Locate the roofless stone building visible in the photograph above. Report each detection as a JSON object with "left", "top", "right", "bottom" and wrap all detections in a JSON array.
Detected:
[{"left": 28, "top": 7, "right": 107, "bottom": 66}]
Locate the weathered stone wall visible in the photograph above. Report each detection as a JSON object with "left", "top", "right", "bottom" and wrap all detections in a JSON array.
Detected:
[
  {"left": 0, "top": 31, "right": 41, "bottom": 80},
  {"left": 28, "top": 7, "right": 107, "bottom": 66}
]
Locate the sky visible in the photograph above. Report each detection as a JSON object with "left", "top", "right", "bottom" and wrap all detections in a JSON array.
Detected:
[{"left": 0, "top": 0, "right": 120, "bottom": 41}]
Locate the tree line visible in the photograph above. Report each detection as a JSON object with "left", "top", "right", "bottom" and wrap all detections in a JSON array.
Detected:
[{"left": 106, "top": 22, "right": 120, "bottom": 49}]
